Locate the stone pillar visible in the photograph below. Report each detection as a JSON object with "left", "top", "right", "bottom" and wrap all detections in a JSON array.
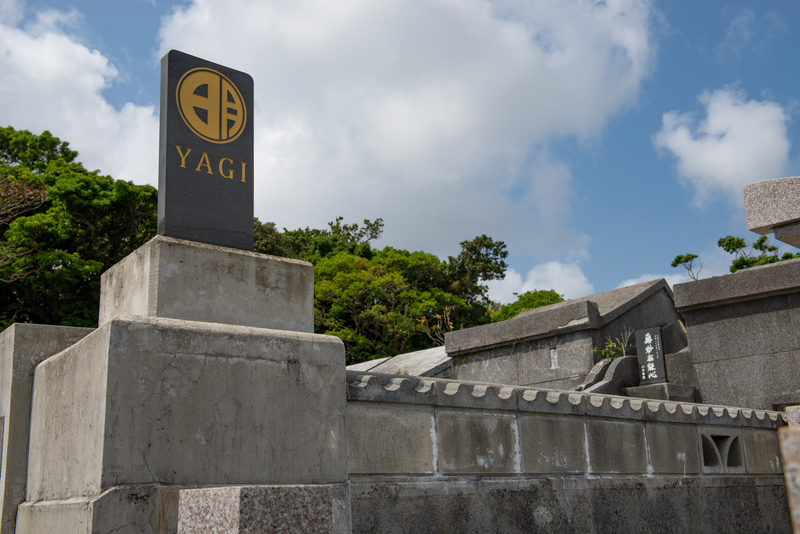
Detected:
[
  {"left": 16, "top": 237, "right": 349, "bottom": 533},
  {"left": 0, "top": 324, "right": 93, "bottom": 534}
]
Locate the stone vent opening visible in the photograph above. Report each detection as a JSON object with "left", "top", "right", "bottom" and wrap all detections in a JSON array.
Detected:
[
  {"left": 702, "top": 434, "right": 722, "bottom": 467},
  {"left": 726, "top": 436, "right": 742, "bottom": 467}
]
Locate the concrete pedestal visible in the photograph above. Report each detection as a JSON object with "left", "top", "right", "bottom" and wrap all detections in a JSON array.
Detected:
[
  {"left": 14, "top": 236, "right": 349, "bottom": 533},
  {"left": 0, "top": 324, "right": 93, "bottom": 534},
  {"left": 99, "top": 235, "right": 314, "bottom": 333},
  {"left": 18, "top": 316, "right": 347, "bottom": 532}
]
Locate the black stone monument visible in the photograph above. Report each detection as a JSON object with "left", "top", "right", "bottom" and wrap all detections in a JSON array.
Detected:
[
  {"left": 158, "top": 50, "right": 254, "bottom": 250},
  {"left": 634, "top": 327, "right": 668, "bottom": 385}
]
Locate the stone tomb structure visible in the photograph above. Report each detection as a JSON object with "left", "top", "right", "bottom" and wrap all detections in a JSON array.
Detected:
[
  {"left": 11, "top": 236, "right": 351, "bottom": 533},
  {"left": 0, "top": 51, "right": 795, "bottom": 532},
  {"left": 443, "top": 279, "right": 687, "bottom": 390}
]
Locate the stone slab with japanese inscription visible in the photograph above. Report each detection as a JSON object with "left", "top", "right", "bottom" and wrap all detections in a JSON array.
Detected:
[{"left": 635, "top": 327, "right": 667, "bottom": 385}]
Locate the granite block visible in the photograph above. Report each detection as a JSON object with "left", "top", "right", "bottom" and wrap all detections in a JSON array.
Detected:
[
  {"left": 775, "top": 221, "right": 800, "bottom": 249},
  {"left": 785, "top": 406, "right": 800, "bottom": 427},
  {"left": 743, "top": 176, "right": 800, "bottom": 234},
  {"left": 177, "top": 484, "right": 351, "bottom": 534},
  {"left": 779, "top": 427, "right": 800, "bottom": 534}
]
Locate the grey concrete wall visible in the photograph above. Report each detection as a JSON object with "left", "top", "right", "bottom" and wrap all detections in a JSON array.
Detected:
[
  {"left": 99, "top": 235, "right": 314, "bottom": 333},
  {"left": 0, "top": 324, "right": 93, "bottom": 534},
  {"left": 674, "top": 260, "right": 800, "bottom": 409},
  {"left": 447, "top": 284, "right": 685, "bottom": 389},
  {"left": 451, "top": 330, "right": 595, "bottom": 390},
  {"left": 22, "top": 315, "right": 347, "bottom": 531},
  {"left": 346, "top": 370, "right": 789, "bottom": 532},
  {"left": 347, "top": 370, "right": 784, "bottom": 478},
  {"left": 350, "top": 476, "right": 790, "bottom": 534}
]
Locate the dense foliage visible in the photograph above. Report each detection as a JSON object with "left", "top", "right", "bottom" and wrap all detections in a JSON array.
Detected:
[
  {"left": 0, "top": 127, "right": 157, "bottom": 327},
  {"left": 254, "top": 217, "right": 510, "bottom": 363},
  {"left": 489, "top": 289, "right": 564, "bottom": 322},
  {"left": 717, "top": 235, "right": 800, "bottom": 273},
  {"left": 672, "top": 234, "right": 800, "bottom": 280}
]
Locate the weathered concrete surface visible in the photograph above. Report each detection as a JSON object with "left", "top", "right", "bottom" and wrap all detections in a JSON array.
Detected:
[
  {"left": 0, "top": 323, "right": 93, "bottom": 534},
  {"left": 445, "top": 280, "right": 686, "bottom": 389},
  {"left": 744, "top": 176, "right": 800, "bottom": 247},
  {"left": 624, "top": 383, "right": 697, "bottom": 403},
  {"left": 347, "top": 371, "right": 786, "bottom": 480},
  {"left": 23, "top": 315, "right": 347, "bottom": 529},
  {"left": 437, "top": 411, "right": 518, "bottom": 474},
  {"left": 346, "top": 357, "right": 390, "bottom": 373},
  {"left": 674, "top": 262, "right": 800, "bottom": 409},
  {"left": 176, "top": 484, "right": 351, "bottom": 534},
  {"left": 582, "top": 356, "right": 638, "bottom": 395},
  {"left": 99, "top": 235, "right": 314, "bottom": 332},
  {"left": 363, "top": 346, "right": 452, "bottom": 378},
  {"left": 16, "top": 485, "right": 180, "bottom": 534},
  {"left": 350, "top": 476, "right": 790, "bottom": 534},
  {"left": 348, "top": 403, "right": 435, "bottom": 475}
]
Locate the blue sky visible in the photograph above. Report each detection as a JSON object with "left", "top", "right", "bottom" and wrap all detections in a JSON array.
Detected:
[{"left": 1, "top": 0, "right": 798, "bottom": 302}]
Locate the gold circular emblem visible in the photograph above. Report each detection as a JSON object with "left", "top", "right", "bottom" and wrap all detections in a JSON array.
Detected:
[{"left": 176, "top": 68, "right": 247, "bottom": 144}]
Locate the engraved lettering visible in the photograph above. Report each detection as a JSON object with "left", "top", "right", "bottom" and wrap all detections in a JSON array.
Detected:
[
  {"left": 219, "top": 158, "right": 234, "bottom": 179},
  {"left": 241, "top": 161, "right": 247, "bottom": 182},
  {"left": 196, "top": 152, "right": 213, "bottom": 174},
  {"left": 175, "top": 145, "right": 192, "bottom": 168}
]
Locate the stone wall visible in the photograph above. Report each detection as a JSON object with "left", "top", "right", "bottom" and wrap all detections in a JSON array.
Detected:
[
  {"left": 444, "top": 279, "right": 685, "bottom": 390},
  {"left": 346, "top": 370, "right": 790, "bottom": 533},
  {"left": 674, "top": 258, "right": 800, "bottom": 409}
]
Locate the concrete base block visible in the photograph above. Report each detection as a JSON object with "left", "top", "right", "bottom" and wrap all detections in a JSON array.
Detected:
[
  {"left": 177, "top": 484, "right": 351, "bottom": 534},
  {"left": 0, "top": 323, "right": 93, "bottom": 534},
  {"left": 99, "top": 235, "right": 314, "bottom": 332},
  {"left": 15, "top": 485, "right": 180, "bottom": 534},
  {"left": 624, "top": 383, "right": 697, "bottom": 403},
  {"left": 22, "top": 316, "right": 347, "bottom": 530}
]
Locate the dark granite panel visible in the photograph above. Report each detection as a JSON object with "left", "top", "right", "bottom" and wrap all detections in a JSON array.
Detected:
[{"left": 158, "top": 50, "right": 254, "bottom": 251}]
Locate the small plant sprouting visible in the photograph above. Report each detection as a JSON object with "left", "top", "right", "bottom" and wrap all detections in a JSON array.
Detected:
[{"left": 593, "top": 327, "right": 634, "bottom": 361}]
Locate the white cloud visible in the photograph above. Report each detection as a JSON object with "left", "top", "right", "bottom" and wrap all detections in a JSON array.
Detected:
[
  {"left": 0, "top": 0, "right": 23, "bottom": 25},
  {"left": 654, "top": 87, "right": 790, "bottom": 206},
  {"left": 715, "top": 9, "right": 754, "bottom": 61},
  {"left": 0, "top": 5, "right": 158, "bottom": 185},
  {"left": 157, "top": 0, "right": 657, "bottom": 258},
  {"left": 486, "top": 261, "right": 594, "bottom": 303}
]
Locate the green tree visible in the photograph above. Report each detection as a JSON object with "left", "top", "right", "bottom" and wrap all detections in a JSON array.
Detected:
[
  {"left": 253, "top": 218, "right": 299, "bottom": 258},
  {"left": 718, "top": 235, "right": 800, "bottom": 273},
  {"left": 671, "top": 253, "right": 703, "bottom": 281},
  {"left": 490, "top": 289, "right": 564, "bottom": 322},
  {"left": 0, "top": 127, "right": 157, "bottom": 328}
]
